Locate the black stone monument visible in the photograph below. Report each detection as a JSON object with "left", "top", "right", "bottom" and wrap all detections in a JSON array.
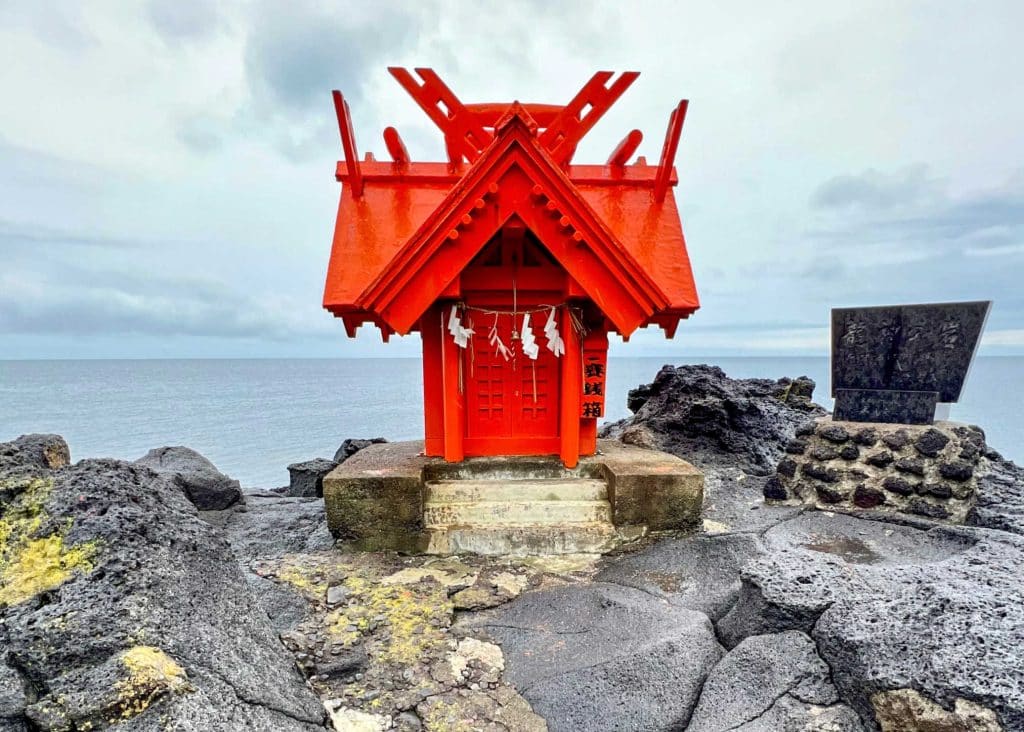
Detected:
[{"left": 831, "top": 301, "right": 991, "bottom": 424}]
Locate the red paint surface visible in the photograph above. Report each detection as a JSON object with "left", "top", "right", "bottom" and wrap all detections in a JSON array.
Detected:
[{"left": 322, "top": 69, "right": 698, "bottom": 464}]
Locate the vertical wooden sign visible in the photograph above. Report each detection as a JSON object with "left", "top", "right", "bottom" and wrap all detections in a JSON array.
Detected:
[{"left": 581, "top": 350, "right": 607, "bottom": 418}]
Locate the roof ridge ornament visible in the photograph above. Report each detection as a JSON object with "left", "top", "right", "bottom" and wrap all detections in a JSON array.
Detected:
[{"left": 494, "top": 101, "right": 540, "bottom": 136}]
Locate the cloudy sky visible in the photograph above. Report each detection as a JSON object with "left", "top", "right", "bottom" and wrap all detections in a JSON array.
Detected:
[{"left": 1, "top": 1, "right": 1022, "bottom": 359}]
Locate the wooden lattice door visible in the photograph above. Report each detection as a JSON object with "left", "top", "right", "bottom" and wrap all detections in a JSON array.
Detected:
[{"left": 463, "top": 311, "right": 561, "bottom": 455}]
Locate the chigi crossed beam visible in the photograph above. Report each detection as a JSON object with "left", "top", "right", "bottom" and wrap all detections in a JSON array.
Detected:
[{"left": 331, "top": 67, "right": 689, "bottom": 199}]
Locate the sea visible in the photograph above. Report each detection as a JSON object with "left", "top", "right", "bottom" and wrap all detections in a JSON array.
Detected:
[{"left": 1, "top": 357, "right": 1019, "bottom": 489}]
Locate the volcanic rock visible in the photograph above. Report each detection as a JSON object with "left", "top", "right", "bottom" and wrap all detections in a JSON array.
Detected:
[
  {"left": 0, "top": 437, "right": 325, "bottom": 731},
  {"left": 135, "top": 446, "right": 243, "bottom": 510},
  {"left": 333, "top": 437, "right": 388, "bottom": 464},
  {"left": 463, "top": 582, "right": 723, "bottom": 731},
  {"left": 286, "top": 457, "right": 338, "bottom": 498},
  {"left": 601, "top": 365, "right": 826, "bottom": 475}
]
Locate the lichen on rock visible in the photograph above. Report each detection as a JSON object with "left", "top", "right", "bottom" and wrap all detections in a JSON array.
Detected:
[
  {"left": 0, "top": 476, "right": 97, "bottom": 607},
  {"left": 113, "top": 646, "right": 191, "bottom": 720},
  {"left": 872, "top": 688, "right": 1003, "bottom": 731}
]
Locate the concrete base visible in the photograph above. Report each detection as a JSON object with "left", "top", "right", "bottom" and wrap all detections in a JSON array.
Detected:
[{"left": 322, "top": 439, "right": 703, "bottom": 555}]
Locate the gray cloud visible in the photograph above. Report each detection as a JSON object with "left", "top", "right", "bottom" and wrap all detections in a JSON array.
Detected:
[
  {"left": 811, "top": 164, "right": 937, "bottom": 210},
  {"left": 0, "top": 265, "right": 332, "bottom": 340},
  {"left": 809, "top": 167, "right": 1024, "bottom": 254},
  {"left": 243, "top": 2, "right": 419, "bottom": 115},
  {"left": 146, "top": 0, "right": 226, "bottom": 43},
  {"left": 0, "top": 219, "right": 139, "bottom": 250}
]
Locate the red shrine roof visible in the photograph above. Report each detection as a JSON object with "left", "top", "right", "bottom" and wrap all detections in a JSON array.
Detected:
[{"left": 323, "top": 68, "right": 699, "bottom": 338}]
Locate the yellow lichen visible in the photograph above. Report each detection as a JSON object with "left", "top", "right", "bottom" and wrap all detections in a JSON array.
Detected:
[
  {"left": 0, "top": 534, "right": 96, "bottom": 606},
  {"left": 275, "top": 563, "right": 328, "bottom": 597},
  {"left": 423, "top": 699, "right": 474, "bottom": 732},
  {"left": 326, "top": 575, "right": 452, "bottom": 665},
  {"left": 113, "top": 646, "right": 190, "bottom": 720},
  {"left": 0, "top": 477, "right": 98, "bottom": 607}
]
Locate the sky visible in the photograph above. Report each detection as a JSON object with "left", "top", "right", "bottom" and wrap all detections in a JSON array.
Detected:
[{"left": 1, "top": 1, "right": 1022, "bottom": 359}]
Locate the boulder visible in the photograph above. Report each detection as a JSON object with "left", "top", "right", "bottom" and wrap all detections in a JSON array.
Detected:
[
  {"left": 710, "top": 509, "right": 1024, "bottom": 729},
  {"left": 135, "top": 446, "right": 243, "bottom": 510},
  {"left": 0, "top": 433, "right": 70, "bottom": 474},
  {"left": 462, "top": 582, "right": 723, "bottom": 731},
  {"left": 333, "top": 437, "right": 387, "bottom": 464},
  {"left": 0, "top": 436, "right": 325, "bottom": 730},
  {"left": 285, "top": 458, "right": 337, "bottom": 498},
  {"left": 687, "top": 631, "right": 864, "bottom": 732},
  {"left": 814, "top": 529, "right": 1024, "bottom": 729},
  {"left": 601, "top": 365, "right": 826, "bottom": 475},
  {"left": 717, "top": 512, "right": 974, "bottom": 648}
]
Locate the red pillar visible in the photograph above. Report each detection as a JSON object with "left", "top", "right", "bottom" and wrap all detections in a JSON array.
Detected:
[
  {"left": 421, "top": 306, "right": 445, "bottom": 456},
  {"left": 440, "top": 304, "right": 465, "bottom": 462},
  {"left": 559, "top": 306, "right": 582, "bottom": 468}
]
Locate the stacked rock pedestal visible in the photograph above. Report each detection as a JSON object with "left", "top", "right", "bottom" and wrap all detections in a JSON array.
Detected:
[{"left": 765, "top": 417, "right": 986, "bottom": 522}]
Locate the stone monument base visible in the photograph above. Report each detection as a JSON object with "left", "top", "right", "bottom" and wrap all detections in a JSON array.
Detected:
[
  {"left": 765, "top": 416, "right": 986, "bottom": 523},
  {"left": 322, "top": 439, "right": 704, "bottom": 555}
]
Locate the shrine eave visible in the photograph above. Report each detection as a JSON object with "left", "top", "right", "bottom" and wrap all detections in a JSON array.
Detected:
[{"left": 334, "top": 160, "right": 679, "bottom": 189}]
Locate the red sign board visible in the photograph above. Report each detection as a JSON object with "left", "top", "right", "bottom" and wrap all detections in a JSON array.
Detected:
[{"left": 581, "top": 350, "right": 607, "bottom": 419}]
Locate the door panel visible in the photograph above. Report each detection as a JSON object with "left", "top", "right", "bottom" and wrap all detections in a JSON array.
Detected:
[{"left": 463, "top": 309, "right": 560, "bottom": 453}]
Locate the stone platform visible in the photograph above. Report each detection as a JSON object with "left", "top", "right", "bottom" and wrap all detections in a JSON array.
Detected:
[{"left": 322, "top": 440, "right": 703, "bottom": 555}]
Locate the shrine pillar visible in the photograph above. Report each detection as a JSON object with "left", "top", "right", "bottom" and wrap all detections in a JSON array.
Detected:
[
  {"left": 559, "top": 305, "right": 582, "bottom": 468},
  {"left": 439, "top": 302, "right": 465, "bottom": 461},
  {"left": 421, "top": 305, "right": 446, "bottom": 457}
]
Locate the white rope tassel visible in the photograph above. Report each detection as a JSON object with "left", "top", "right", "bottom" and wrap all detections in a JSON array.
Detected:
[
  {"left": 521, "top": 313, "right": 539, "bottom": 360},
  {"left": 448, "top": 304, "right": 474, "bottom": 349},
  {"left": 544, "top": 306, "right": 565, "bottom": 357},
  {"left": 488, "top": 313, "right": 512, "bottom": 361}
]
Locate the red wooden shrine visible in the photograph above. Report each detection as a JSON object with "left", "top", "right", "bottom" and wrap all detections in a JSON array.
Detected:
[{"left": 323, "top": 69, "right": 699, "bottom": 467}]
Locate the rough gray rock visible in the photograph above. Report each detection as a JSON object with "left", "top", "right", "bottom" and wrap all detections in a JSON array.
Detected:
[
  {"left": 213, "top": 493, "right": 334, "bottom": 559},
  {"left": 333, "top": 437, "right": 387, "bottom": 464},
  {"left": 595, "top": 532, "right": 759, "bottom": 621},
  {"left": 601, "top": 365, "right": 826, "bottom": 475},
  {"left": 285, "top": 458, "right": 338, "bottom": 498},
  {"left": 710, "top": 509, "right": 1024, "bottom": 729},
  {"left": 687, "top": 631, "right": 864, "bottom": 732},
  {"left": 462, "top": 582, "right": 723, "bottom": 731},
  {"left": 135, "top": 446, "right": 243, "bottom": 510},
  {"left": 0, "top": 662, "right": 27, "bottom": 731},
  {"left": 814, "top": 528, "right": 1024, "bottom": 730},
  {"left": 717, "top": 512, "right": 974, "bottom": 648},
  {"left": 0, "top": 438, "right": 325, "bottom": 731},
  {"left": 0, "top": 433, "right": 70, "bottom": 475},
  {"left": 969, "top": 454, "right": 1024, "bottom": 535}
]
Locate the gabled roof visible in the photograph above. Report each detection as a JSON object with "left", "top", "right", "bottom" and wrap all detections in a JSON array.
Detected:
[{"left": 323, "top": 71, "right": 699, "bottom": 337}]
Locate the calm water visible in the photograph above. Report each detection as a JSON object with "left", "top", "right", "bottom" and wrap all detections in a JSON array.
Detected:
[{"left": 1, "top": 357, "right": 1020, "bottom": 488}]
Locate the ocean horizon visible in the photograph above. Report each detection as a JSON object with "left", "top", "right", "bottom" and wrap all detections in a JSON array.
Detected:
[{"left": 2, "top": 356, "right": 1019, "bottom": 488}]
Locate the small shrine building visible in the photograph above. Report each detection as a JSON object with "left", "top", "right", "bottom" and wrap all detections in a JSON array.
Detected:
[{"left": 323, "top": 69, "right": 698, "bottom": 468}]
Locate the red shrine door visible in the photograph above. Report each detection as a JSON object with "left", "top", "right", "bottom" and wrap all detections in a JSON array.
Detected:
[{"left": 461, "top": 228, "right": 564, "bottom": 456}]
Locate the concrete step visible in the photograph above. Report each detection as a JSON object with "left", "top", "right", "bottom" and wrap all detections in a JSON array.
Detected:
[
  {"left": 425, "top": 478, "right": 607, "bottom": 503},
  {"left": 425, "top": 522, "right": 619, "bottom": 556},
  {"left": 424, "top": 499, "right": 611, "bottom": 527},
  {"left": 423, "top": 457, "right": 599, "bottom": 482}
]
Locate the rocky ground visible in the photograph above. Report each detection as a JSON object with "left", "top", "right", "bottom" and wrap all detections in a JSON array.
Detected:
[{"left": 3, "top": 365, "right": 1024, "bottom": 731}]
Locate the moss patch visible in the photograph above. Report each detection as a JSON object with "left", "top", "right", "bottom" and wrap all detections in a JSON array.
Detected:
[
  {"left": 0, "top": 477, "right": 98, "bottom": 607},
  {"left": 113, "top": 646, "right": 190, "bottom": 720}
]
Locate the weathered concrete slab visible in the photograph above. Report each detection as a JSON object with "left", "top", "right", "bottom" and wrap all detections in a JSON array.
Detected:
[
  {"left": 590, "top": 439, "right": 703, "bottom": 530},
  {"left": 322, "top": 441, "right": 428, "bottom": 552},
  {"left": 322, "top": 439, "right": 703, "bottom": 554}
]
